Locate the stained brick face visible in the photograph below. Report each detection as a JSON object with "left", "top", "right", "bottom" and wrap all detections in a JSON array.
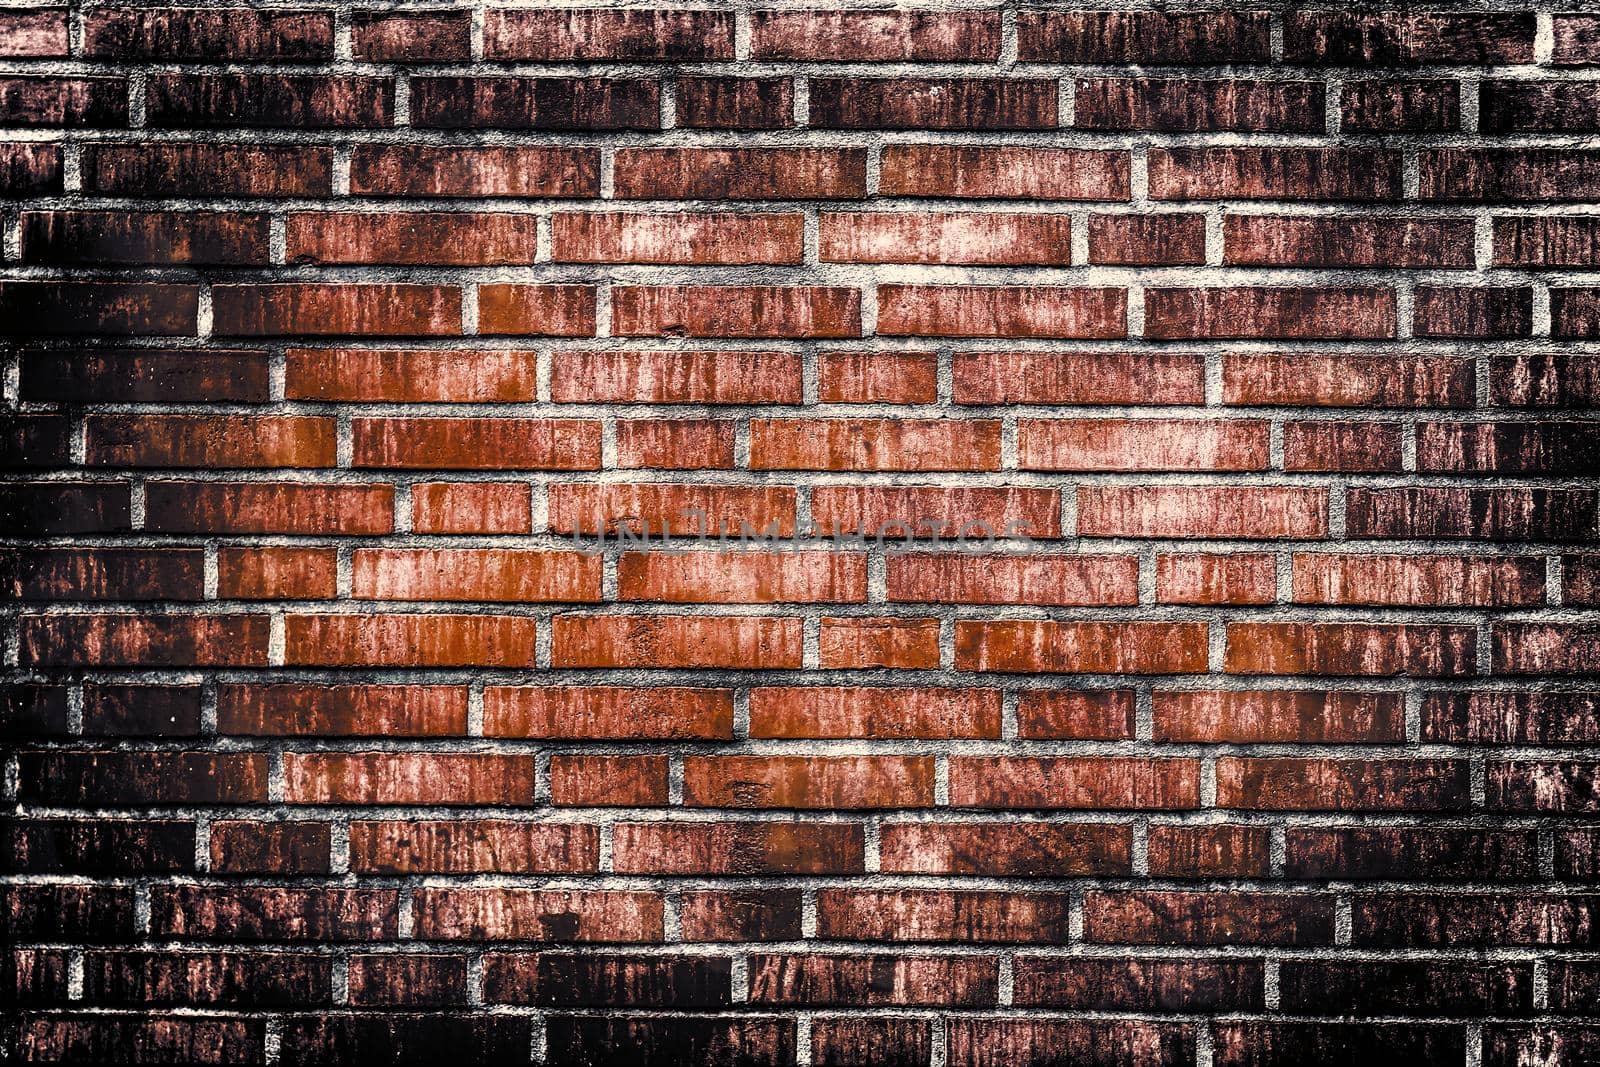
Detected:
[{"left": 3, "top": 4, "right": 1597, "bottom": 1065}]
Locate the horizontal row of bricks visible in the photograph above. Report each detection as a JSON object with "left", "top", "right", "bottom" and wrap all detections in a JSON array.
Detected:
[
  {"left": 21, "top": 74, "right": 1600, "bottom": 134},
  {"left": 11, "top": 615, "right": 1600, "bottom": 673},
  {"left": 11, "top": 482, "right": 1599, "bottom": 540},
  {"left": 9, "top": 815, "right": 1600, "bottom": 879},
  {"left": 13, "top": 952, "right": 1598, "bottom": 1015},
  {"left": 12, "top": 882, "right": 1600, "bottom": 945},
  {"left": 6, "top": 548, "right": 1596, "bottom": 606},
  {"left": 6, "top": 1015, "right": 1598, "bottom": 1067},
  {"left": 7, "top": 751, "right": 1600, "bottom": 812},
  {"left": 3, "top": 9, "right": 1590, "bottom": 67},
  {"left": 13, "top": 349, "right": 1597, "bottom": 407},
  {"left": 26, "top": 211, "right": 1600, "bottom": 269},
  {"left": 12, "top": 414, "right": 1598, "bottom": 473},
  {"left": 14, "top": 282, "right": 1600, "bottom": 339},
  {"left": 10, "top": 684, "right": 1599, "bottom": 744},
  {"left": 12, "top": 143, "right": 1600, "bottom": 203}
]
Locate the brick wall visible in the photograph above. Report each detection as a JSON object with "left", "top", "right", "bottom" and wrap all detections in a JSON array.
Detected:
[{"left": 4, "top": 4, "right": 1600, "bottom": 1065}]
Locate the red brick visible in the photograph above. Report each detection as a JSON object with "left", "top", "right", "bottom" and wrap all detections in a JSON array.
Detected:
[
  {"left": 15, "top": 1017, "right": 264, "bottom": 1063},
  {"left": 411, "top": 482, "right": 531, "bottom": 534},
  {"left": 683, "top": 756, "right": 933, "bottom": 809},
  {"left": 1423, "top": 691, "right": 1600, "bottom": 746},
  {"left": 886, "top": 553, "right": 1138, "bottom": 606},
  {"left": 1482, "top": 81, "right": 1600, "bottom": 133},
  {"left": 1020, "top": 419, "right": 1269, "bottom": 471},
  {"left": 411, "top": 889, "right": 661, "bottom": 942},
  {"left": 1225, "top": 215, "right": 1474, "bottom": 267},
  {"left": 1219, "top": 757, "right": 1470, "bottom": 811},
  {"left": 1283, "top": 421, "right": 1404, "bottom": 472},
  {"left": 1352, "top": 894, "right": 1600, "bottom": 947},
  {"left": 1012, "top": 958, "right": 1264, "bottom": 1011},
  {"left": 484, "top": 9, "right": 731, "bottom": 61},
  {"left": 750, "top": 418, "right": 1000, "bottom": 471},
  {"left": 18, "top": 614, "right": 268, "bottom": 667},
  {"left": 551, "top": 350, "right": 801, "bottom": 404},
  {"left": 350, "top": 145, "right": 597, "bottom": 198},
  {"left": 676, "top": 76, "right": 793, "bottom": 129},
  {"left": 878, "top": 285, "right": 1126, "bottom": 339},
  {"left": 612, "top": 285, "right": 860, "bottom": 339},
  {"left": 348, "top": 954, "right": 467, "bottom": 1007},
  {"left": 1420, "top": 421, "right": 1600, "bottom": 475},
  {"left": 1078, "top": 78, "right": 1323, "bottom": 132},
  {"left": 818, "top": 351, "right": 937, "bottom": 405},
  {"left": 1285, "top": 12, "right": 1534, "bottom": 65},
  {"left": 350, "top": 417, "right": 599, "bottom": 470},
  {"left": 0, "top": 142, "right": 62, "bottom": 194},
  {"left": 614, "top": 147, "right": 866, "bottom": 200},
  {"left": 1155, "top": 690, "right": 1405, "bottom": 743},
  {"left": 218, "top": 547, "right": 336, "bottom": 600},
  {"left": 551, "top": 615, "right": 802, "bottom": 669},
  {"left": 1346, "top": 487, "right": 1597, "bottom": 541},
  {"left": 348, "top": 822, "right": 596, "bottom": 875},
  {"left": 619, "top": 551, "right": 865, "bottom": 603},
  {"left": 1157, "top": 553, "right": 1276, "bottom": 605},
  {"left": 1149, "top": 147, "right": 1403, "bottom": 201},
  {"left": 811, "top": 78, "right": 1057, "bottom": 129},
  {"left": 1495, "top": 624, "right": 1600, "bottom": 675},
  {"left": 23, "top": 210, "right": 268, "bottom": 266},
  {"left": 552, "top": 211, "right": 802, "bottom": 265},
  {"left": 145, "top": 482, "right": 393, "bottom": 535},
  {"left": 1149, "top": 826, "right": 1274, "bottom": 879},
  {"left": 0, "top": 76, "right": 126, "bottom": 126},
  {"left": 752, "top": 10, "right": 999, "bottom": 61},
  {"left": 1088, "top": 213, "right": 1206, "bottom": 265},
  {"left": 680, "top": 891, "right": 801, "bottom": 942},
  {"left": 822, "top": 212, "right": 1071, "bottom": 265},
  {"left": 409, "top": 77, "right": 659, "bottom": 131},
  {"left": 812, "top": 485, "right": 1061, "bottom": 540},
  {"left": 1342, "top": 80, "right": 1460, "bottom": 131},
  {"left": 1489, "top": 761, "right": 1600, "bottom": 814},
  {"left": 616, "top": 419, "right": 736, "bottom": 469},
  {"left": 549, "top": 754, "right": 668, "bottom": 807},
  {"left": 475, "top": 284, "right": 597, "bottom": 336},
  {"left": 484, "top": 686, "right": 731, "bottom": 741},
  {"left": 750, "top": 686, "right": 1000, "bottom": 740},
  {"left": 1415, "top": 286, "right": 1533, "bottom": 339},
  {"left": 950, "top": 757, "right": 1200, "bottom": 810},
  {"left": 352, "top": 12, "right": 469, "bottom": 62},
  {"left": 1492, "top": 353, "right": 1600, "bottom": 407},
  {"left": 217, "top": 684, "right": 466, "bottom": 737},
  {"left": 1017, "top": 690, "right": 1136, "bottom": 740},
  {"left": 212, "top": 283, "right": 459, "bottom": 337},
  {"left": 1286, "top": 827, "right": 1538, "bottom": 883},
  {"left": 880, "top": 823, "right": 1131, "bottom": 877},
  {"left": 1021, "top": 10, "right": 1268, "bottom": 62},
  {"left": 5, "top": 548, "right": 202, "bottom": 602},
  {"left": 147, "top": 74, "right": 391, "bottom": 128},
  {"left": 548, "top": 483, "right": 794, "bottom": 536},
  {"left": 955, "top": 351, "right": 1205, "bottom": 405},
  {"left": 955, "top": 621, "right": 1210, "bottom": 674},
  {"left": 85, "top": 8, "right": 331, "bottom": 59},
  {"left": 1085, "top": 891, "right": 1336, "bottom": 945},
  {"left": 881, "top": 146, "right": 1129, "bottom": 200},
  {"left": 85, "top": 415, "right": 334, "bottom": 468},
  {"left": 817, "top": 890, "right": 1073, "bottom": 943},
  {"left": 1226, "top": 622, "right": 1477, "bottom": 677},
  {"left": 19, "top": 752, "right": 266, "bottom": 805},
  {"left": 286, "top": 212, "right": 536, "bottom": 266},
  {"left": 751, "top": 954, "right": 994, "bottom": 1008},
  {"left": 1222, "top": 353, "right": 1473, "bottom": 408},
  {"left": 283, "top": 614, "right": 538, "bottom": 668},
  {"left": 1293, "top": 553, "right": 1545, "bottom": 607},
  {"left": 284, "top": 754, "right": 536, "bottom": 806},
  {"left": 819, "top": 617, "right": 940, "bottom": 670},
  {"left": 1145, "top": 287, "right": 1395, "bottom": 340},
  {"left": 1420, "top": 149, "right": 1600, "bottom": 202},
  {"left": 209, "top": 822, "right": 330, "bottom": 875},
  {"left": 1077, "top": 486, "right": 1328, "bottom": 539},
  {"left": 21, "top": 348, "right": 270, "bottom": 404},
  {"left": 0, "top": 9, "right": 68, "bottom": 56},
  {"left": 0, "top": 281, "right": 197, "bottom": 335},
  {"left": 84, "top": 143, "right": 332, "bottom": 197},
  {"left": 352, "top": 549, "right": 600, "bottom": 603},
  {"left": 614, "top": 824, "right": 864, "bottom": 875}
]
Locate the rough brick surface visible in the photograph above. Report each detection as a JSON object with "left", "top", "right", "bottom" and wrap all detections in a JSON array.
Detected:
[{"left": 3, "top": 3, "right": 1597, "bottom": 1065}]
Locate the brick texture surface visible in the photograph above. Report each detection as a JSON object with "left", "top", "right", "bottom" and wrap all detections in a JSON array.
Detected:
[{"left": 3, "top": 3, "right": 1600, "bottom": 1065}]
